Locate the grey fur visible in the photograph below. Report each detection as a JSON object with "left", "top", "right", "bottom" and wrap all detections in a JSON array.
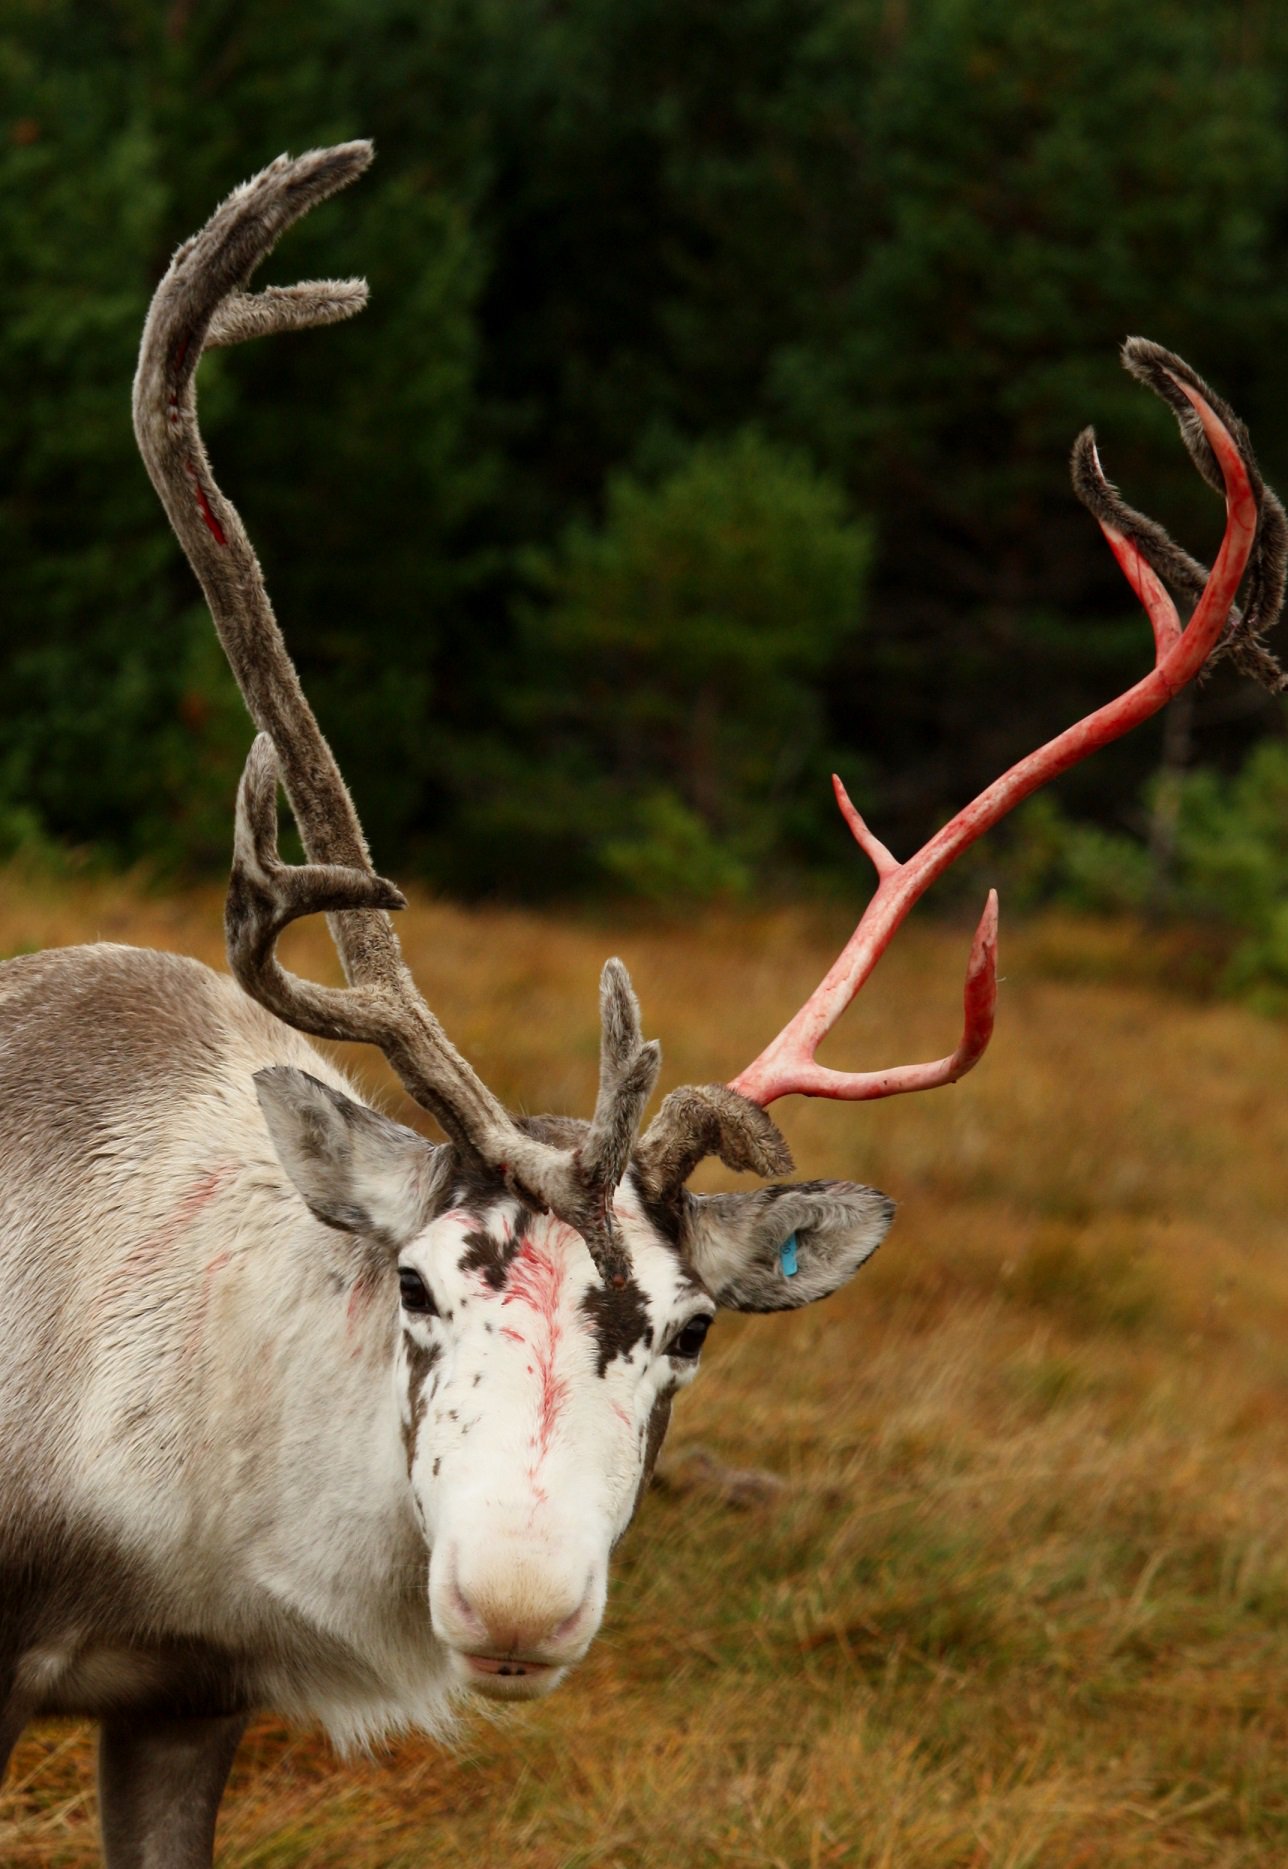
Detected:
[
  {"left": 254, "top": 1067, "right": 444, "bottom": 1248},
  {"left": 0, "top": 948, "right": 441, "bottom": 1777},
  {"left": 98, "top": 1714, "right": 248, "bottom": 1869},
  {"left": 682, "top": 1181, "right": 894, "bottom": 1313}
]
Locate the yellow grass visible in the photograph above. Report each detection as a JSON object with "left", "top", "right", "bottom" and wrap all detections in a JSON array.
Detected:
[{"left": 1, "top": 871, "right": 1286, "bottom": 1866}]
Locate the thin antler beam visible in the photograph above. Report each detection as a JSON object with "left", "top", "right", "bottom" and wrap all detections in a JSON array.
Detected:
[{"left": 729, "top": 344, "right": 1260, "bottom": 1108}]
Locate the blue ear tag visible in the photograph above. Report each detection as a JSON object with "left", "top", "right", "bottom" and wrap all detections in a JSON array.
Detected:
[{"left": 779, "top": 1233, "right": 799, "bottom": 1278}]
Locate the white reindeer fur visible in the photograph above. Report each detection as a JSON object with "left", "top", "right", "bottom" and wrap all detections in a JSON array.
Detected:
[{"left": 1, "top": 946, "right": 454, "bottom": 1748}]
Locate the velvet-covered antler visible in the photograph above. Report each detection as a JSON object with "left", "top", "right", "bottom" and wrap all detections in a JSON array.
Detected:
[{"left": 133, "top": 144, "right": 657, "bottom": 1283}]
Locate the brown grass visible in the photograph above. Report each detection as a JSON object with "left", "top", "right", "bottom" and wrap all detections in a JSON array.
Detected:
[{"left": 1, "top": 872, "right": 1286, "bottom": 1866}]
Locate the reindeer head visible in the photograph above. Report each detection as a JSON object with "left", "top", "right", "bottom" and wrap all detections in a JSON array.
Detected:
[
  {"left": 133, "top": 143, "right": 1276, "bottom": 1700},
  {"left": 249, "top": 963, "right": 891, "bottom": 1698}
]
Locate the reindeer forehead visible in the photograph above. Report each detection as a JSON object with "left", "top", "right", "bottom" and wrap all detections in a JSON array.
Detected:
[{"left": 420, "top": 1195, "right": 700, "bottom": 1356}]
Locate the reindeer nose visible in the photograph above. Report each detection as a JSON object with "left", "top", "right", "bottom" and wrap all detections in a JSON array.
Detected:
[{"left": 439, "top": 1544, "right": 598, "bottom": 1662}]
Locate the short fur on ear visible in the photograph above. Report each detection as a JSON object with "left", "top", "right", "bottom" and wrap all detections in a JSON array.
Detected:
[
  {"left": 254, "top": 1066, "right": 441, "bottom": 1248},
  {"left": 681, "top": 1180, "right": 894, "bottom": 1313}
]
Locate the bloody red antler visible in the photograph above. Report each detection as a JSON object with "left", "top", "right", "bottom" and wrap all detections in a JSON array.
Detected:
[{"left": 730, "top": 343, "right": 1260, "bottom": 1108}]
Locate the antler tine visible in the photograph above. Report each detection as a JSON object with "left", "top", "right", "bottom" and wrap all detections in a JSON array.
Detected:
[
  {"left": 721, "top": 341, "right": 1261, "bottom": 1115},
  {"left": 225, "top": 732, "right": 409, "bottom": 1043},
  {"left": 580, "top": 961, "right": 662, "bottom": 1192},
  {"left": 636, "top": 1083, "right": 794, "bottom": 1197},
  {"left": 1072, "top": 339, "right": 1288, "bottom": 693},
  {"left": 136, "top": 146, "right": 651, "bottom": 1276}
]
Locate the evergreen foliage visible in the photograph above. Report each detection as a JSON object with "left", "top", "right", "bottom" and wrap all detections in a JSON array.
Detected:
[
  {"left": 4, "top": 0, "right": 1287, "bottom": 913},
  {"left": 449, "top": 431, "right": 868, "bottom": 896},
  {"left": 1013, "top": 746, "right": 1288, "bottom": 1007}
]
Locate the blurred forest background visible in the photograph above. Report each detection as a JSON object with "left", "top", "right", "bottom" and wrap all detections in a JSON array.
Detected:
[{"left": 4, "top": 0, "right": 1288, "bottom": 992}]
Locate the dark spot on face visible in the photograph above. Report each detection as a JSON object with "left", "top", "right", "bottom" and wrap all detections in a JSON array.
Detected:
[
  {"left": 629, "top": 1165, "right": 688, "bottom": 1251},
  {"left": 405, "top": 1337, "right": 440, "bottom": 1384},
  {"left": 401, "top": 1335, "right": 441, "bottom": 1467},
  {"left": 472, "top": 1372, "right": 481, "bottom": 1386},
  {"left": 459, "top": 1215, "right": 529, "bottom": 1290},
  {"left": 628, "top": 1385, "right": 676, "bottom": 1524},
  {"left": 432, "top": 1457, "right": 441, "bottom": 1478},
  {"left": 580, "top": 1276, "right": 651, "bottom": 1378}
]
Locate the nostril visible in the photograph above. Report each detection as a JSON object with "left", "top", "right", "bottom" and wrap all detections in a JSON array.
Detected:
[
  {"left": 448, "top": 1572, "right": 489, "bottom": 1641},
  {"left": 437, "top": 1562, "right": 486, "bottom": 1652},
  {"left": 551, "top": 1581, "right": 594, "bottom": 1644}
]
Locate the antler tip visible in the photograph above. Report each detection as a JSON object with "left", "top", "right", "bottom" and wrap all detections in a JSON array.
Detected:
[
  {"left": 288, "top": 138, "right": 376, "bottom": 190},
  {"left": 832, "top": 771, "right": 898, "bottom": 878},
  {"left": 600, "top": 954, "right": 631, "bottom": 991}
]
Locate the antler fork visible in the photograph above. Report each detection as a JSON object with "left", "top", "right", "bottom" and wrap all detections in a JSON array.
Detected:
[{"left": 725, "top": 343, "right": 1269, "bottom": 1110}]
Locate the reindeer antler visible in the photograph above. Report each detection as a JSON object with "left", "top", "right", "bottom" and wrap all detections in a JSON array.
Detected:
[
  {"left": 639, "top": 340, "right": 1271, "bottom": 1182},
  {"left": 134, "top": 144, "right": 657, "bottom": 1284},
  {"left": 721, "top": 342, "right": 1261, "bottom": 1111}
]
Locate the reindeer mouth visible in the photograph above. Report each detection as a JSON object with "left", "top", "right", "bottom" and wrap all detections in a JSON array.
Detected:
[
  {"left": 458, "top": 1651, "right": 566, "bottom": 1701},
  {"left": 465, "top": 1653, "right": 555, "bottom": 1679}
]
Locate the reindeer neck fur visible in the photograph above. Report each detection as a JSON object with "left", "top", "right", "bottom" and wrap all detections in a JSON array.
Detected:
[{"left": 0, "top": 944, "right": 454, "bottom": 1750}]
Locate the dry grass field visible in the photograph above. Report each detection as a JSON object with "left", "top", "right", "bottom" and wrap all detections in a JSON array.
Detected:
[{"left": 1, "top": 870, "right": 1286, "bottom": 1867}]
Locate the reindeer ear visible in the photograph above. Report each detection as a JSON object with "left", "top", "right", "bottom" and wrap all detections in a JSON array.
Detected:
[
  {"left": 681, "top": 1181, "right": 893, "bottom": 1313},
  {"left": 254, "top": 1067, "right": 441, "bottom": 1249}
]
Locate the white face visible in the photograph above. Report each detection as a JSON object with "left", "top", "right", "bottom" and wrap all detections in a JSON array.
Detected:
[
  {"left": 255, "top": 1065, "right": 894, "bottom": 1707},
  {"left": 395, "top": 1184, "right": 714, "bottom": 1702}
]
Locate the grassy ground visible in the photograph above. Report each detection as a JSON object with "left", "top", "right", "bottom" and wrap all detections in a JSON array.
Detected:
[{"left": 1, "top": 872, "right": 1286, "bottom": 1867}]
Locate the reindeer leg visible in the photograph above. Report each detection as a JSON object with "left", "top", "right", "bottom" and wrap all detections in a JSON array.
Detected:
[
  {"left": 0, "top": 1677, "right": 29, "bottom": 1782},
  {"left": 98, "top": 1713, "right": 247, "bottom": 1869}
]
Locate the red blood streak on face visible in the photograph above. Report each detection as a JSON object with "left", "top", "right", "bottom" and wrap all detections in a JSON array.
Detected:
[
  {"left": 503, "top": 1243, "right": 561, "bottom": 1321},
  {"left": 503, "top": 1243, "right": 569, "bottom": 1468},
  {"left": 500, "top": 1326, "right": 525, "bottom": 1345}
]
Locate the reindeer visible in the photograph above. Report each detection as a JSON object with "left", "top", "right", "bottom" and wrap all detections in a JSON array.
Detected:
[{"left": 1, "top": 142, "right": 1282, "bottom": 1869}]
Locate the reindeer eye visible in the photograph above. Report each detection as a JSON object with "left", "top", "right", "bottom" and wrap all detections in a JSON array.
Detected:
[
  {"left": 669, "top": 1314, "right": 712, "bottom": 1359},
  {"left": 398, "top": 1268, "right": 437, "bottom": 1316}
]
